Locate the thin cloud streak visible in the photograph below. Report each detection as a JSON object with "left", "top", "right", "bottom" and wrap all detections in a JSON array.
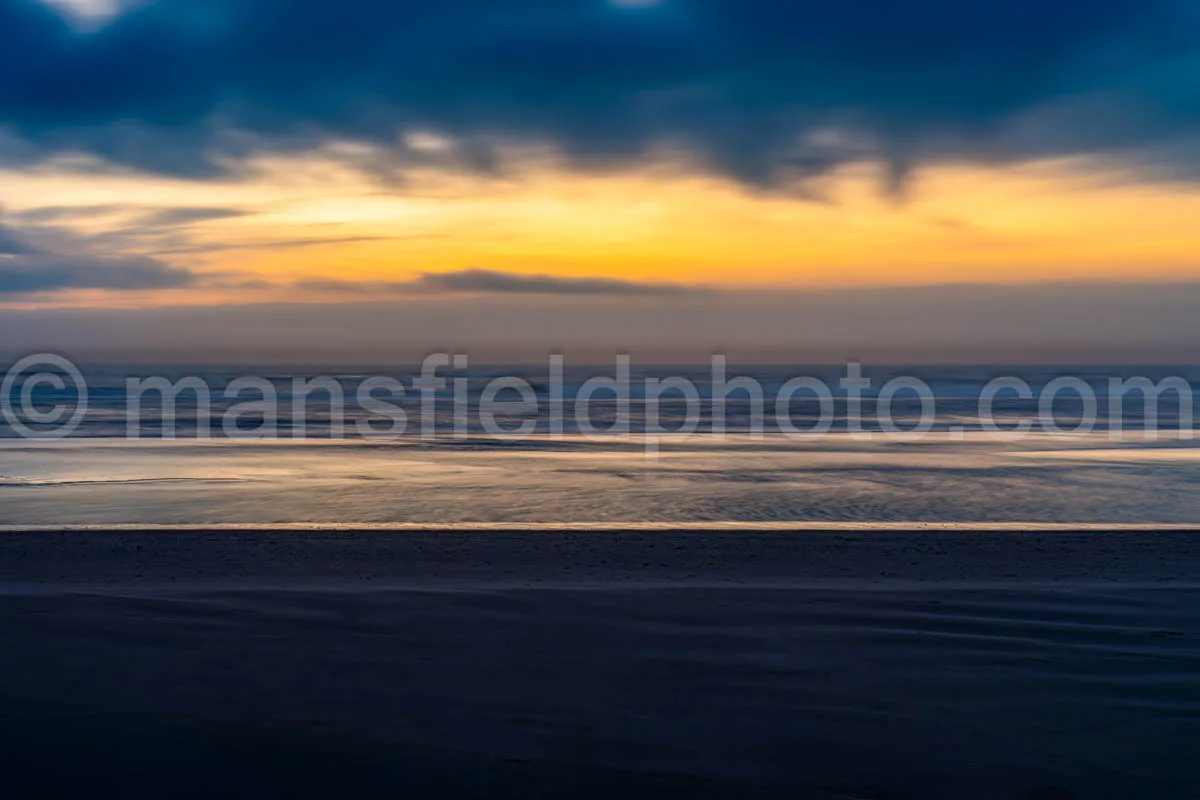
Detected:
[{"left": 296, "top": 269, "right": 704, "bottom": 297}]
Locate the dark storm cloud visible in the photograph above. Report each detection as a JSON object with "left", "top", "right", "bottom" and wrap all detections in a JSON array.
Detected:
[
  {"left": 1, "top": 0, "right": 1197, "bottom": 190},
  {"left": 297, "top": 269, "right": 697, "bottom": 296}
]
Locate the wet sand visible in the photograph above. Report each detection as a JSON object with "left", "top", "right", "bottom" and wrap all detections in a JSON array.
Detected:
[{"left": 1, "top": 530, "right": 1198, "bottom": 798}]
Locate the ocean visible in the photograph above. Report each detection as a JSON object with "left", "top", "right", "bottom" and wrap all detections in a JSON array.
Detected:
[
  {"left": 3, "top": 364, "right": 1198, "bottom": 799},
  {"left": 2, "top": 363, "right": 1198, "bottom": 526}
]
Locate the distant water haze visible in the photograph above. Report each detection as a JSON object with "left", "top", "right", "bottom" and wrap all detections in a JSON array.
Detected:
[{"left": 6, "top": 282, "right": 1200, "bottom": 364}]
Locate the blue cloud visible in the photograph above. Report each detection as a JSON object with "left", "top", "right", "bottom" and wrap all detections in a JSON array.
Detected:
[
  {"left": 0, "top": 223, "right": 39, "bottom": 255},
  {"left": 0, "top": 254, "right": 196, "bottom": 294},
  {"left": 0, "top": 217, "right": 198, "bottom": 295},
  {"left": 1, "top": 0, "right": 1197, "bottom": 190}
]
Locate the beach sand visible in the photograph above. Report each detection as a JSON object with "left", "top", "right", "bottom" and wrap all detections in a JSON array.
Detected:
[{"left": 1, "top": 530, "right": 1197, "bottom": 798}]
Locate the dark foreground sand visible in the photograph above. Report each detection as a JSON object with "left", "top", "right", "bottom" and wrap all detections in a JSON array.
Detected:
[{"left": 1, "top": 531, "right": 1198, "bottom": 799}]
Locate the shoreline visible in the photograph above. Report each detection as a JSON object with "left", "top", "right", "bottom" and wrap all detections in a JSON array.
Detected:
[{"left": 5, "top": 522, "right": 1200, "bottom": 532}]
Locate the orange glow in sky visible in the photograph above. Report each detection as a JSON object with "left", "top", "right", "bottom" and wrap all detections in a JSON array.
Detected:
[{"left": 4, "top": 149, "right": 1200, "bottom": 308}]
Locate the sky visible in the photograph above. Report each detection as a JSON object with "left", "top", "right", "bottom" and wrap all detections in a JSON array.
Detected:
[{"left": 2, "top": 0, "right": 1199, "bottom": 361}]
